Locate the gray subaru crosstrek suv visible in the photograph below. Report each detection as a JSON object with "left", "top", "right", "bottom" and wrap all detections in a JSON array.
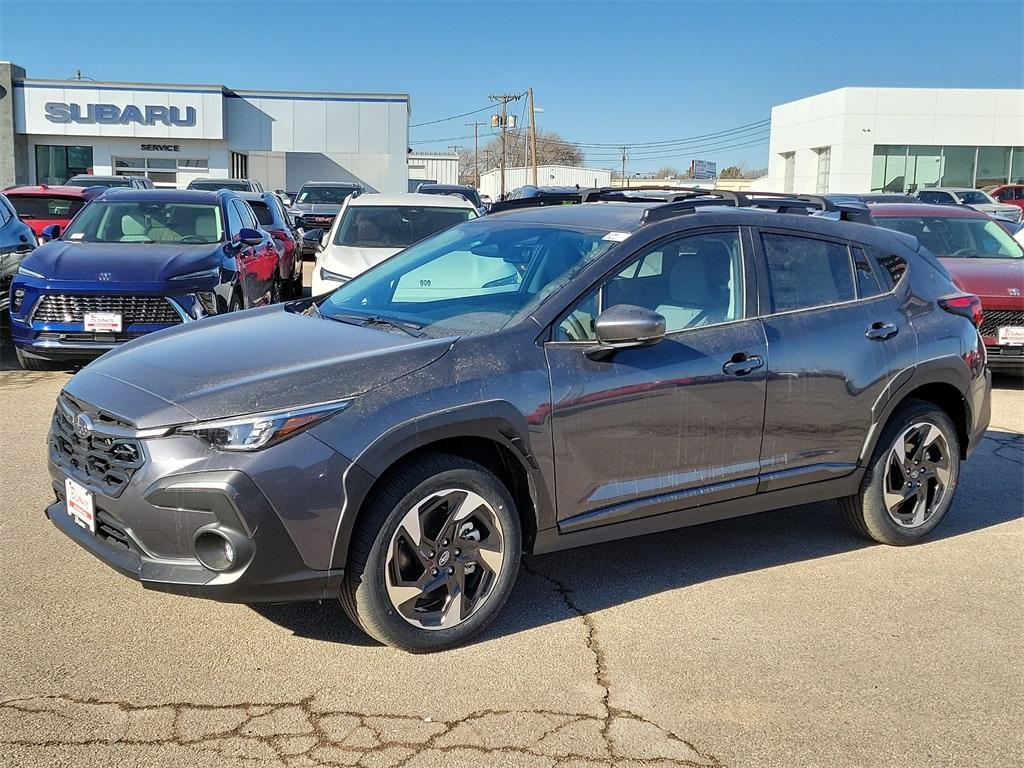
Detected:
[{"left": 45, "top": 188, "right": 991, "bottom": 652}]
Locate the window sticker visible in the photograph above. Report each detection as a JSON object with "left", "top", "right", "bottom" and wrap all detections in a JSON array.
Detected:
[{"left": 602, "top": 231, "right": 631, "bottom": 242}]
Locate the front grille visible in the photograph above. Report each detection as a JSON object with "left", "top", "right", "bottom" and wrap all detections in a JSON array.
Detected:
[
  {"left": 979, "top": 309, "right": 1024, "bottom": 339},
  {"left": 50, "top": 398, "right": 144, "bottom": 496},
  {"left": 304, "top": 215, "right": 334, "bottom": 225},
  {"left": 32, "top": 294, "right": 182, "bottom": 325},
  {"left": 36, "top": 331, "right": 150, "bottom": 344}
]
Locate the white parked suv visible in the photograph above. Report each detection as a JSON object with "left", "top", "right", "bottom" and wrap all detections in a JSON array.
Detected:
[{"left": 312, "top": 193, "right": 479, "bottom": 295}]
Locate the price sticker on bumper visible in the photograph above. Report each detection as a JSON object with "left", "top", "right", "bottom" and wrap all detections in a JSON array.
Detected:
[
  {"left": 65, "top": 477, "right": 96, "bottom": 533},
  {"left": 83, "top": 312, "right": 122, "bottom": 332},
  {"left": 997, "top": 326, "right": 1024, "bottom": 346}
]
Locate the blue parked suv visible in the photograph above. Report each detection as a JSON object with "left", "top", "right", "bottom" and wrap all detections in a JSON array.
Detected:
[{"left": 8, "top": 188, "right": 279, "bottom": 370}]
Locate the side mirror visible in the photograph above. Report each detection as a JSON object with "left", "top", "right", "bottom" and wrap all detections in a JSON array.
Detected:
[
  {"left": 41, "top": 223, "right": 61, "bottom": 242},
  {"left": 237, "top": 227, "right": 263, "bottom": 246},
  {"left": 586, "top": 304, "right": 666, "bottom": 361},
  {"left": 302, "top": 229, "right": 323, "bottom": 252}
]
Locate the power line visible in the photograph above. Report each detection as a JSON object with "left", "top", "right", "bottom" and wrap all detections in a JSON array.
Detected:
[{"left": 409, "top": 103, "right": 493, "bottom": 128}]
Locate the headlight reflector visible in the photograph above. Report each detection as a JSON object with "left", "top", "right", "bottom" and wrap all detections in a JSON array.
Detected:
[
  {"left": 170, "top": 266, "right": 221, "bottom": 282},
  {"left": 176, "top": 400, "right": 350, "bottom": 451},
  {"left": 17, "top": 264, "right": 45, "bottom": 279},
  {"left": 319, "top": 266, "right": 350, "bottom": 285}
]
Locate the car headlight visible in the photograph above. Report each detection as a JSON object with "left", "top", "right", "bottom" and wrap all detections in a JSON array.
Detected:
[
  {"left": 176, "top": 400, "right": 351, "bottom": 451},
  {"left": 319, "top": 266, "right": 351, "bottom": 285},
  {"left": 170, "top": 266, "right": 221, "bottom": 282},
  {"left": 17, "top": 264, "right": 45, "bottom": 279}
]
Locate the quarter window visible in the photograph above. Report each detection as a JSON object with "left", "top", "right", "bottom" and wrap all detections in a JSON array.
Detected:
[
  {"left": 761, "top": 233, "right": 856, "bottom": 312},
  {"left": 556, "top": 230, "right": 744, "bottom": 341}
]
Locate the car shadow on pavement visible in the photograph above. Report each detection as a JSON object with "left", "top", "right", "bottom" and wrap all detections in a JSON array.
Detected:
[{"left": 254, "top": 427, "right": 1023, "bottom": 647}]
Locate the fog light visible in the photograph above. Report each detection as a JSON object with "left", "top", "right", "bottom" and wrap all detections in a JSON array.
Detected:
[
  {"left": 195, "top": 291, "right": 218, "bottom": 316},
  {"left": 194, "top": 530, "right": 236, "bottom": 571},
  {"left": 12, "top": 288, "right": 25, "bottom": 311}
]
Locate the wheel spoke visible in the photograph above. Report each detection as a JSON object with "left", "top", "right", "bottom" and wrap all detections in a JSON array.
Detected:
[
  {"left": 444, "top": 490, "right": 488, "bottom": 532},
  {"left": 910, "top": 487, "right": 929, "bottom": 527},
  {"left": 476, "top": 539, "right": 504, "bottom": 574},
  {"left": 396, "top": 504, "right": 423, "bottom": 548}
]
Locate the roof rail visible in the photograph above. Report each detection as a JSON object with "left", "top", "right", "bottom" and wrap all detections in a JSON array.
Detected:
[
  {"left": 487, "top": 193, "right": 582, "bottom": 214},
  {"left": 632, "top": 187, "right": 875, "bottom": 226},
  {"left": 579, "top": 185, "right": 719, "bottom": 203}
]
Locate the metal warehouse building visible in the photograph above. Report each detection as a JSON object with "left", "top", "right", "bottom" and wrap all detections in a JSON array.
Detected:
[
  {"left": 0, "top": 61, "right": 410, "bottom": 193},
  {"left": 764, "top": 86, "right": 1024, "bottom": 194},
  {"left": 479, "top": 165, "right": 613, "bottom": 201}
]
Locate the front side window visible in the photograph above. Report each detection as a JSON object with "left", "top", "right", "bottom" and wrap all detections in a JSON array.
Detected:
[
  {"left": 955, "top": 190, "right": 995, "bottom": 205},
  {"left": 556, "top": 230, "right": 744, "bottom": 341},
  {"left": 60, "top": 202, "right": 224, "bottom": 244},
  {"left": 918, "top": 190, "right": 953, "bottom": 205},
  {"left": 334, "top": 206, "right": 476, "bottom": 249},
  {"left": 7, "top": 195, "right": 85, "bottom": 220},
  {"left": 248, "top": 201, "right": 274, "bottom": 226},
  {"left": 876, "top": 216, "right": 1023, "bottom": 259},
  {"left": 320, "top": 221, "right": 614, "bottom": 336},
  {"left": 761, "top": 233, "right": 856, "bottom": 312}
]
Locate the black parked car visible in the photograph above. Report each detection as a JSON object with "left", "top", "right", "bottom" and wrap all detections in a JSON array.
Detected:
[
  {"left": 66, "top": 175, "right": 154, "bottom": 190},
  {"left": 44, "top": 188, "right": 990, "bottom": 651},
  {"left": 0, "top": 192, "right": 36, "bottom": 315},
  {"left": 290, "top": 181, "right": 364, "bottom": 256},
  {"left": 415, "top": 183, "right": 486, "bottom": 213},
  {"left": 187, "top": 178, "right": 265, "bottom": 193}
]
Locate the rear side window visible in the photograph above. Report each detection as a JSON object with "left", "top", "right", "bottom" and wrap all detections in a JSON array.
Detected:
[
  {"left": 852, "top": 247, "right": 883, "bottom": 298},
  {"left": 761, "top": 233, "right": 855, "bottom": 313},
  {"left": 249, "top": 201, "right": 274, "bottom": 226}
]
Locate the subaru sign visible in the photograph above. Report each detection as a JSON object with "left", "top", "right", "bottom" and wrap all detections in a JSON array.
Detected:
[
  {"left": 44, "top": 102, "right": 197, "bottom": 127},
  {"left": 690, "top": 159, "right": 717, "bottom": 180}
]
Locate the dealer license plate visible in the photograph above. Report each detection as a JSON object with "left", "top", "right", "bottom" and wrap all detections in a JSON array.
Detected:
[
  {"left": 65, "top": 477, "right": 96, "bottom": 533},
  {"left": 997, "top": 326, "right": 1024, "bottom": 346},
  {"left": 83, "top": 312, "right": 122, "bottom": 333}
]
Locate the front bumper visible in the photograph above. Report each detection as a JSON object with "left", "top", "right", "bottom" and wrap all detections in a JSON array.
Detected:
[
  {"left": 45, "top": 398, "right": 353, "bottom": 603},
  {"left": 985, "top": 344, "right": 1024, "bottom": 371}
]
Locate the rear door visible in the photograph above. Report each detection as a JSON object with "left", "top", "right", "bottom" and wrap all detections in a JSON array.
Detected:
[
  {"left": 545, "top": 227, "right": 768, "bottom": 532},
  {"left": 753, "top": 228, "right": 910, "bottom": 492}
]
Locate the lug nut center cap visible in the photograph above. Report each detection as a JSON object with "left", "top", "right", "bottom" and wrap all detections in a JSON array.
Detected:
[{"left": 437, "top": 550, "right": 451, "bottom": 567}]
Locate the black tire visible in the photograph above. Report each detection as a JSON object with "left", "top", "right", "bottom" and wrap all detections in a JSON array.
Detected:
[
  {"left": 340, "top": 453, "right": 522, "bottom": 652},
  {"left": 15, "top": 347, "right": 52, "bottom": 371},
  {"left": 842, "top": 400, "right": 960, "bottom": 545},
  {"left": 228, "top": 292, "right": 243, "bottom": 313}
]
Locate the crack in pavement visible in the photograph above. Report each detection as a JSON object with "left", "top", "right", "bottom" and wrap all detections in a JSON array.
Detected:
[
  {"left": 980, "top": 432, "right": 1023, "bottom": 466},
  {"left": 0, "top": 564, "right": 720, "bottom": 767},
  {"left": 0, "top": 691, "right": 718, "bottom": 767}
]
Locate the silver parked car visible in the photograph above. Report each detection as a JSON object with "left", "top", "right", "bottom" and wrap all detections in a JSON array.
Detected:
[{"left": 915, "top": 187, "right": 1022, "bottom": 223}]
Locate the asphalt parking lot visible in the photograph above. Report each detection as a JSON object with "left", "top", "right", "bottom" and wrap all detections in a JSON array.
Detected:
[{"left": 1, "top": 271, "right": 1021, "bottom": 768}]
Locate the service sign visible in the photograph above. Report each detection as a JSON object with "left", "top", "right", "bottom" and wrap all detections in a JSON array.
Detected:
[
  {"left": 690, "top": 159, "right": 717, "bottom": 180},
  {"left": 14, "top": 82, "right": 224, "bottom": 140}
]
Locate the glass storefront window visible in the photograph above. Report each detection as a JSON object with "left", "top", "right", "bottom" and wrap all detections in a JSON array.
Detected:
[
  {"left": 1011, "top": 147, "right": 1024, "bottom": 184},
  {"left": 111, "top": 156, "right": 208, "bottom": 188},
  {"left": 35, "top": 145, "right": 93, "bottom": 184},
  {"left": 940, "top": 146, "right": 976, "bottom": 187},
  {"left": 871, "top": 145, "right": 907, "bottom": 192},
  {"left": 977, "top": 147, "right": 1011, "bottom": 188},
  {"left": 815, "top": 147, "right": 831, "bottom": 194},
  {"left": 907, "top": 146, "right": 941, "bottom": 192}
]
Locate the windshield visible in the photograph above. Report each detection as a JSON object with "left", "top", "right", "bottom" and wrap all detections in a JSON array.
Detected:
[
  {"left": 8, "top": 195, "right": 85, "bottom": 220},
  {"left": 189, "top": 180, "right": 249, "bottom": 191},
  {"left": 61, "top": 201, "right": 225, "bottom": 244},
  {"left": 334, "top": 205, "right": 475, "bottom": 248},
  {"left": 419, "top": 187, "right": 483, "bottom": 208},
  {"left": 248, "top": 200, "right": 274, "bottom": 225},
  {"left": 877, "top": 215, "right": 1024, "bottom": 259},
  {"left": 296, "top": 186, "right": 359, "bottom": 205},
  {"left": 66, "top": 177, "right": 129, "bottom": 188},
  {"left": 956, "top": 190, "right": 996, "bottom": 205},
  {"left": 320, "top": 220, "right": 615, "bottom": 335}
]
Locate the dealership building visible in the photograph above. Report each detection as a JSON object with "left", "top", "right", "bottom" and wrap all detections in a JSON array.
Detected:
[
  {"left": 0, "top": 61, "right": 410, "bottom": 193},
  {"left": 764, "top": 86, "right": 1024, "bottom": 194}
]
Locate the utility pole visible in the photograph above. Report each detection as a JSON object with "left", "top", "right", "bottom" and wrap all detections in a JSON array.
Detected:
[
  {"left": 465, "top": 121, "right": 484, "bottom": 188},
  {"left": 447, "top": 144, "right": 463, "bottom": 185},
  {"left": 620, "top": 147, "right": 629, "bottom": 188},
  {"left": 489, "top": 93, "right": 522, "bottom": 199},
  {"left": 528, "top": 88, "right": 539, "bottom": 186}
]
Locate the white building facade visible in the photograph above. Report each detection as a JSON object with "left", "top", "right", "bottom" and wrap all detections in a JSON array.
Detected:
[
  {"left": 764, "top": 87, "right": 1024, "bottom": 195},
  {"left": 407, "top": 152, "right": 459, "bottom": 189},
  {"left": 1, "top": 63, "right": 411, "bottom": 193},
  {"left": 479, "top": 165, "right": 613, "bottom": 200}
]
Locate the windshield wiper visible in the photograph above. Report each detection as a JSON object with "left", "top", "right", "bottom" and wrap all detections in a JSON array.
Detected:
[{"left": 325, "top": 312, "right": 425, "bottom": 337}]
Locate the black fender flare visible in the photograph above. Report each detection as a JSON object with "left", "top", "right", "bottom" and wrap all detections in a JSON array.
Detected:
[{"left": 330, "top": 401, "right": 555, "bottom": 570}]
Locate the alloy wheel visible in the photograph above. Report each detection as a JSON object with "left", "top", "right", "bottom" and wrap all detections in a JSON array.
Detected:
[
  {"left": 385, "top": 488, "right": 505, "bottom": 630},
  {"left": 883, "top": 422, "right": 952, "bottom": 529}
]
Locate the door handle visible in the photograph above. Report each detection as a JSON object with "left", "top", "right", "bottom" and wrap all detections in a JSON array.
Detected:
[
  {"left": 866, "top": 321, "right": 899, "bottom": 341},
  {"left": 722, "top": 353, "right": 764, "bottom": 377}
]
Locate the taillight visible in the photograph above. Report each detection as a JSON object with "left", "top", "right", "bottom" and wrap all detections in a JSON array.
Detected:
[{"left": 938, "top": 293, "right": 983, "bottom": 328}]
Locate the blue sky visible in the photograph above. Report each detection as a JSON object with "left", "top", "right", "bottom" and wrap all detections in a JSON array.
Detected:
[{"left": 1, "top": 0, "right": 1021, "bottom": 173}]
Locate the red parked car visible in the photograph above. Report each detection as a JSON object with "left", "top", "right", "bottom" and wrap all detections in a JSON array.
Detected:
[
  {"left": 985, "top": 184, "right": 1024, "bottom": 213},
  {"left": 4, "top": 184, "right": 105, "bottom": 240},
  {"left": 873, "top": 203, "right": 1024, "bottom": 372},
  {"left": 238, "top": 191, "right": 303, "bottom": 297}
]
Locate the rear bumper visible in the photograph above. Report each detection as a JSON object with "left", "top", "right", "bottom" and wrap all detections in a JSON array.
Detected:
[{"left": 966, "top": 366, "right": 992, "bottom": 458}]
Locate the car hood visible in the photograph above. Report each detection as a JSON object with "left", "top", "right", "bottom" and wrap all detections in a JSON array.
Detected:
[
  {"left": 293, "top": 203, "right": 342, "bottom": 215},
  {"left": 968, "top": 203, "right": 1020, "bottom": 216},
  {"left": 322, "top": 245, "right": 402, "bottom": 276},
  {"left": 940, "top": 257, "right": 1024, "bottom": 306},
  {"left": 21, "top": 239, "right": 223, "bottom": 282},
  {"left": 62, "top": 303, "right": 455, "bottom": 428}
]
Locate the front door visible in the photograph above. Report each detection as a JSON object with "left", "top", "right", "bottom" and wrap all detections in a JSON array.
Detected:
[{"left": 544, "top": 228, "right": 768, "bottom": 532}]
